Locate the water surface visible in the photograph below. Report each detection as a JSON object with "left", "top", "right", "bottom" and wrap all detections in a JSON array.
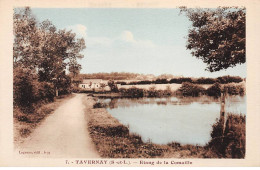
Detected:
[{"left": 99, "top": 95, "right": 246, "bottom": 146}]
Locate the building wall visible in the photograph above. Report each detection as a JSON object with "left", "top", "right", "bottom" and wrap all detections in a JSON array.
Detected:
[
  {"left": 79, "top": 79, "right": 112, "bottom": 92},
  {"left": 79, "top": 83, "right": 99, "bottom": 89}
]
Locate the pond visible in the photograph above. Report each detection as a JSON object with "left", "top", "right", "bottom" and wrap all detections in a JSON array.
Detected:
[{"left": 98, "top": 95, "right": 246, "bottom": 146}]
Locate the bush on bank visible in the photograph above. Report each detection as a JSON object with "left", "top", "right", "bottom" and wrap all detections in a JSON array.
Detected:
[
  {"left": 178, "top": 82, "right": 206, "bottom": 97},
  {"left": 119, "top": 86, "right": 172, "bottom": 98},
  {"left": 177, "top": 82, "right": 245, "bottom": 97},
  {"left": 223, "top": 83, "right": 245, "bottom": 96},
  {"left": 205, "top": 114, "right": 246, "bottom": 158},
  {"left": 117, "top": 82, "right": 245, "bottom": 97},
  {"left": 13, "top": 67, "right": 56, "bottom": 108},
  {"left": 206, "top": 82, "right": 222, "bottom": 97}
]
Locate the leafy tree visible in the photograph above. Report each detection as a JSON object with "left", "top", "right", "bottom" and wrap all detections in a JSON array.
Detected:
[
  {"left": 14, "top": 7, "right": 86, "bottom": 82},
  {"left": 13, "top": 7, "right": 86, "bottom": 98},
  {"left": 180, "top": 7, "right": 245, "bottom": 72},
  {"left": 37, "top": 20, "right": 85, "bottom": 83},
  {"left": 108, "top": 80, "right": 119, "bottom": 92},
  {"left": 69, "top": 59, "right": 82, "bottom": 78},
  {"left": 13, "top": 7, "right": 40, "bottom": 70}
]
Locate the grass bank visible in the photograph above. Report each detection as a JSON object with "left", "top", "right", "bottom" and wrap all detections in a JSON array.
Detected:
[
  {"left": 86, "top": 97, "right": 245, "bottom": 158},
  {"left": 13, "top": 94, "right": 74, "bottom": 147}
]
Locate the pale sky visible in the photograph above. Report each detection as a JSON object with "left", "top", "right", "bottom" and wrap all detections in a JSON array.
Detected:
[{"left": 31, "top": 8, "right": 246, "bottom": 78}]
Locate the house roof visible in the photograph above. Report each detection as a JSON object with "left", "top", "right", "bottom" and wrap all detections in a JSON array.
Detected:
[{"left": 82, "top": 79, "right": 103, "bottom": 84}]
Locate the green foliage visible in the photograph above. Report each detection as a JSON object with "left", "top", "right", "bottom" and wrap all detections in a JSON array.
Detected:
[
  {"left": 146, "top": 86, "right": 158, "bottom": 97},
  {"left": 13, "top": 7, "right": 85, "bottom": 107},
  {"left": 169, "top": 77, "right": 193, "bottom": 84},
  {"left": 119, "top": 86, "right": 172, "bottom": 98},
  {"left": 119, "top": 87, "right": 144, "bottom": 98},
  {"left": 93, "top": 102, "right": 107, "bottom": 108},
  {"left": 154, "top": 78, "right": 168, "bottom": 84},
  {"left": 178, "top": 82, "right": 205, "bottom": 96},
  {"left": 126, "top": 75, "right": 243, "bottom": 85},
  {"left": 180, "top": 7, "right": 245, "bottom": 72},
  {"left": 195, "top": 77, "right": 216, "bottom": 84},
  {"left": 223, "top": 83, "right": 245, "bottom": 95},
  {"left": 53, "top": 71, "right": 72, "bottom": 95},
  {"left": 206, "top": 82, "right": 221, "bottom": 97},
  {"left": 14, "top": 8, "right": 86, "bottom": 78},
  {"left": 108, "top": 80, "right": 119, "bottom": 92},
  {"left": 13, "top": 67, "right": 55, "bottom": 107},
  {"left": 207, "top": 114, "right": 245, "bottom": 158},
  {"left": 13, "top": 67, "right": 38, "bottom": 107},
  {"left": 13, "top": 8, "right": 39, "bottom": 70},
  {"left": 217, "top": 75, "right": 243, "bottom": 84},
  {"left": 36, "top": 82, "right": 55, "bottom": 102}
]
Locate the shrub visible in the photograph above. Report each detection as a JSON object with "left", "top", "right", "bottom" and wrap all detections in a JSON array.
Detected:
[
  {"left": 36, "top": 81, "right": 55, "bottom": 102},
  {"left": 223, "top": 84, "right": 245, "bottom": 95},
  {"left": 164, "top": 85, "right": 172, "bottom": 95},
  {"left": 91, "top": 125, "right": 129, "bottom": 137},
  {"left": 169, "top": 77, "right": 193, "bottom": 84},
  {"left": 154, "top": 78, "right": 168, "bottom": 84},
  {"left": 116, "top": 81, "right": 127, "bottom": 85},
  {"left": 146, "top": 86, "right": 158, "bottom": 97},
  {"left": 131, "top": 80, "right": 153, "bottom": 85},
  {"left": 119, "top": 87, "right": 144, "bottom": 98},
  {"left": 19, "top": 128, "right": 31, "bottom": 138},
  {"left": 206, "top": 82, "right": 221, "bottom": 97},
  {"left": 13, "top": 67, "right": 38, "bottom": 107},
  {"left": 207, "top": 114, "right": 246, "bottom": 158},
  {"left": 217, "top": 76, "right": 243, "bottom": 84},
  {"left": 195, "top": 77, "right": 216, "bottom": 84},
  {"left": 178, "top": 82, "right": 205, "bottom": 96},
  {"left": 108, "top": 80, "right": 119, "bottom": 92},
  {"left": 139, "top": 80, "right": 153, "bottom": 85},
  {"left": 93, "top": 102, "right": 107, "bottom": 108},
  {"left": 55, "top": 73, "right": 72, "bottom": 95},
  {"left": 14, "top": 67, "right": 58, "bottom": 107}
]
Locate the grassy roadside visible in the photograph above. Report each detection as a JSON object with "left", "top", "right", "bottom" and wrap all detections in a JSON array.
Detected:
[
  {"left": 13, "top": 94, "right": 74, "bottom": 147},
  {"left": 85, "top": 96, "right": 245, "bottom": 158}
]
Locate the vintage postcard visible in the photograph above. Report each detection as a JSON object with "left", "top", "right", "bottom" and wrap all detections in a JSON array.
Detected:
[{"left": 0, "top": 0, "right": 260, "bottom": 167}]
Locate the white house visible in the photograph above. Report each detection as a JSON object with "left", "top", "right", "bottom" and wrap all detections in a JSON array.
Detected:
[{"left": 79, "top": 79, "right": 109, "bottom": 90}]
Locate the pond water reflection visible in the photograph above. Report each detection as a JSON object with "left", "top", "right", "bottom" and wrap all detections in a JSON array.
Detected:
[{"left": 98, "top": 95, "right": 246, "bottom": 146}]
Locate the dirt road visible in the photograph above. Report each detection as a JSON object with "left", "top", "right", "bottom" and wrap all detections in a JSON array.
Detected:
[{"left": 15, "top": 94, "right": 100, "bottom": 158}]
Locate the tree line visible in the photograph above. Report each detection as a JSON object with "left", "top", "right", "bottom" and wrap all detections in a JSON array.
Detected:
[
  {"left": 13, "top": 7, "right": 85, "bottom": 108},
  {"left": 117, "top": 75, "right": 244, "bottom": 85},
  {"left": 75, "top": 72, "right": 156, "bottom": 81}
]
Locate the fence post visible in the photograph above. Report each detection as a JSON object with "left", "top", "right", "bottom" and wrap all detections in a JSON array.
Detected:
[
  {"left": 220, "top": 91, "right": 226, "bottom": 134},
  {"left": 56, "top": 87, "right": 59, "bottom": 97}
]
